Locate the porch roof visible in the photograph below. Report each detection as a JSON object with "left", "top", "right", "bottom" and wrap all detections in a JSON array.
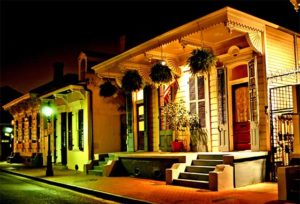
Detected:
[
  {"left": 92, "top": 6, "right": 282, "bottom": 80},
  {"left": 39, "top": 84, "right": 86, "bottom": 105},
  {"left": 2, "top": 93, "right": 34, "bottom": 110}
]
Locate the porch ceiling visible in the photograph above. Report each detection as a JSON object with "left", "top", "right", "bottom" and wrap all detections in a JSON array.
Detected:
[
  {"left": 40, "top": 85, "right": 86, "bottom": 105},
  {"left": 93, "top": 6, "right": 273, "bottom": 80}
]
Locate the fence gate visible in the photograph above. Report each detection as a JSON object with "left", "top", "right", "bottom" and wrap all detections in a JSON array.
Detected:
[{"left": 269, "top": 85, "right": 296, "bottom": 181}]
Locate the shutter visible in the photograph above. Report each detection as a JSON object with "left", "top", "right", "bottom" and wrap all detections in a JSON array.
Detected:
[
  {"left": 248, "top": 57, "right": 260, "bottom": 151},
  {"left": 217, "top": 67, "right": 229, "bottom": 151}
]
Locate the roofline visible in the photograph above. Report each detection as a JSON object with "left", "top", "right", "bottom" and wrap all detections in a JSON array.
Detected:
[
  {"left": 2, "top": 93, "right": 33, "bottom": 110},
  {"left": 92, "top": 6, "right": 299, "bottom": 73},
  {"left": 39, "top": 84, "right": 85, "bottom": 99}
]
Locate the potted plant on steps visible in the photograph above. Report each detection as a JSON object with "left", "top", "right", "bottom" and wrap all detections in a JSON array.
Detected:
[
  {"left": 189, "top": 114, "right": 208, "bottom": 152},
  {"left": 162, "top": 100, "right": 190, "bottom": 152}
]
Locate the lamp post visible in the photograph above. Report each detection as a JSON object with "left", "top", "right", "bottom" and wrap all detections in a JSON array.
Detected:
[{"left": 42, "top": 105, "right": 53, "bottom": 176}]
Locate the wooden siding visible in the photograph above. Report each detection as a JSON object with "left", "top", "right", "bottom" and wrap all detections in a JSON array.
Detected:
[
  {"left": 209, "top": 68, "right": 219, "bottom": 152},
  {"left": 266, "top": 26, "right": 297, "bottom": 87}
]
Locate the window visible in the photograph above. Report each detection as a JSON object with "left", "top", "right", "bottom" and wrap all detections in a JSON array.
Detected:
[
  {"left": 28, "top": 115, "right": 32, "bottom": 140},
  {"left": 22, "top": 117, "right": 25, "bottom": 140},
  {"left": 78, "top": 109, "right": 84, "bottom": 151},
  {"left": 189, "top": 76, "right": 206, "bottom": 127},
  {"left": 36, "top": 113, "right": 40, "bottom": 140},
  {"left": 68, "top": 112, "right": 73, "bottom": 150},
  {"left": 15, "top": 120, "right": 19, "bottom": 142},
  {"left": 159, "top": 84, "right": 175, "bottom": 130}
]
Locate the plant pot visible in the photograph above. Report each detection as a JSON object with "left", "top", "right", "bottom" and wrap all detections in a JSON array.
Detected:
[{"left": 171, "top": 140, "right": 183, "bottom": 152}]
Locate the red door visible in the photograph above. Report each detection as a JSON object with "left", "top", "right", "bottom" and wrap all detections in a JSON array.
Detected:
[{"left": 233, "top": 84, "right": 251, "bottom": 150}]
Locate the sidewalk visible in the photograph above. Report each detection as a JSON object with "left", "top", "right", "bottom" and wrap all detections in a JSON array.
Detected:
[{"left": 0, "top": 162, "right": 288, "bottom": 204}]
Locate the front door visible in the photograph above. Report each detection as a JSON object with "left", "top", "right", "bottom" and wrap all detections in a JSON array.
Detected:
[
  {"left": 233, "top": 83, "right": 251, "bottom": 150},
  {"left": 60, "top": 112, "right": 67, "bottom": 165}
]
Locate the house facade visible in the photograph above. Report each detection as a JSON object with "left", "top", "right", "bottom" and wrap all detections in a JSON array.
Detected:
[
  {"left": 92, "top": 7, "right": 300, "bottom": 157},
  {"left": 3, "top": 58, "right": 124, "bottom": 171}
]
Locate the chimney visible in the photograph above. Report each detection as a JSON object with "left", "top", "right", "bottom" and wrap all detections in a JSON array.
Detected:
[
  {"left": 53, "top": 62, "right": 64, "bottom": 82},
  {"left": 119, "top": 35, "right": 126, "bottom": 53}
]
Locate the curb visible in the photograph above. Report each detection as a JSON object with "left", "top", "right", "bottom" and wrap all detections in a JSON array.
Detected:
[{"left": 0, "top": 168, "right": 152, "bottom": 204}]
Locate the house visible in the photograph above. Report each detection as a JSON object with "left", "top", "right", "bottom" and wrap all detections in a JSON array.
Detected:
[
  {"left": 0, "top": 86, "right": 22, "bottom": 161},
  {"left": 2, "top": 48, "right": 125, "bottom": 171},
  {"left": 2, "top": 63, "right": 93, "bottom": 171},
  {"left": 92, "top": 7, "right": 300, "bottom": 181}
]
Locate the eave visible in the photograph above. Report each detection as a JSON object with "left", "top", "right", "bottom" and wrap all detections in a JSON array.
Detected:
[
  {"left": 92, "top": 6, "right": 281, "bottom": 74},
  {"left": 2, "top": 93, "right": 34, "bottom": 110}
]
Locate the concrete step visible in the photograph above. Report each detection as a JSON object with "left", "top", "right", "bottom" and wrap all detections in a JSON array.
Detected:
[
  {"left": 88, "top": 169, "right": 103, "bottom": 176},
  {"left": 93, "top": 165, "right": 105, "bottom": 170},
  {"left": 192, "top": 159, "right": 223, "bottom": 166},
  {"left": 186, "top": 166, "right": 215, "bottom": 173},
  {"left": 197, "top": 154, "right": 224, "bottom": 160},
  {"left": 179, "top": 172, "right": 209, "bottom": 181},
  {"left": 173, "top": 178, "right": 209, "bottom": 189}
]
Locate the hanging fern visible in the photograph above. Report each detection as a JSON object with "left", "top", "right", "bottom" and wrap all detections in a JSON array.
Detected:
[
  {"left": 121, "top": 70, "right": 143, "bottom": 93},
  {"left": 99, "top": 81, "right": 117, "bottom": 97},
  {"left": 149, "top": 63, "right": 173, "bottom": 85},
  {"left": 187, "top": 48, "right": 217, "bottom": 75}
]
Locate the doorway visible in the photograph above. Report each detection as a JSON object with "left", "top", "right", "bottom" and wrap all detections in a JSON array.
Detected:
[{"left": 232, "top": 83, "right": 251, "bottom": 150}]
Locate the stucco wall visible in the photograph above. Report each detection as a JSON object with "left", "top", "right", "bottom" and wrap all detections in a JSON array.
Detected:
[{"left": 89, "top": 82, "right": 122, "bottom": 154}]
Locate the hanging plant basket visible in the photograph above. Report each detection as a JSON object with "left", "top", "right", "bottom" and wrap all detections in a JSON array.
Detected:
[
  {"left": 99, "top": 81, "right": 117, "bottom": 97},
  {"left": 121, "top": 70, "right": 143, "bottom": 93},
  {"left": 187, "top": 48, "right": 217, "bottom": 75},
  {"left": 149, "top": 62, "right": 173, "bottom": 85}
]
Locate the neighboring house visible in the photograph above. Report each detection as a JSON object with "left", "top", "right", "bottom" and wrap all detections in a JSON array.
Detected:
[
  {"left": 2, "top": 46, "right": 125, "bottom": 171},
  {"left": 0, "top": 86, "right": 22, "bottom": 161},
  {"left": 2, "top": 63, "right": 92, "bottom": 171},
  {"left": 92, "top": 6, "right": 300, "bottom": 162}
]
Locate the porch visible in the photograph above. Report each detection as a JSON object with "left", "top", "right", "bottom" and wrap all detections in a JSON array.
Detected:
[{"left": 89, "top": 151, "right": 269, "bottom": 190}]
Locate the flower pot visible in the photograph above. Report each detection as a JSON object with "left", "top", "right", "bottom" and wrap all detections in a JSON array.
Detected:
[{"left": 171, "top": 140, "right": 183, "bottom": 152}]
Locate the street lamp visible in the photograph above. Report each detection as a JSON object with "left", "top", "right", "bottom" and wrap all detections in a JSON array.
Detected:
[{"left": 42, "top": 105, "right": 53, "bottom": 176}]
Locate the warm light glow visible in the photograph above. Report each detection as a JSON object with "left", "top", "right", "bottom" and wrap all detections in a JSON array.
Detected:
[
  {"left": 137, "top": 89, "right": 144, "bottom": 101},
  {"left": 160, "top": 60, "right": 166, "bottom": 66},
  {"left": 3, "top": 127, "right": 13, "bottom": 133},
  {"left": 42, "top": 106, "right": 53, "bottom": 117}
]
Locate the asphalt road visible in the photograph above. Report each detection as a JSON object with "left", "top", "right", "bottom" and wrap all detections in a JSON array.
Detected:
[{"left": 0, "top": 171, "right": 118, "bottom": 204}]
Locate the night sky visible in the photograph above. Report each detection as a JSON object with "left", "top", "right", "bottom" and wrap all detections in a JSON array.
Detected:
[{"left": 1, "top": 0, "right": 299, "bottom": 94}]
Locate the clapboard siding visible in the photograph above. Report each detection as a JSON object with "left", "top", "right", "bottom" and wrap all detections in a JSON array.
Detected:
[
  {"left": 209, "top": 68, "right": 219, "bottom": 152},
  {"left": 266, "top": 26, "right": 296, "bottom": 85}
]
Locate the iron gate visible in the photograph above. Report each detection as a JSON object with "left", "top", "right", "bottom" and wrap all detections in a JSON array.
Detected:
[{"left": 269, "top": 85, "right": 296, "bottom": 181}]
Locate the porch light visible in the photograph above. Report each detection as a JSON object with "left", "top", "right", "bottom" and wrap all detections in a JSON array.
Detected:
[
  {"left": 42, "top": 106, "right": 53, "bottom": 117},
  {"left": 3, "top": 127, "right": 13, "bottom": 134},
  {"left": 160, "top": 60, "right": 166, "bottom": 66}
]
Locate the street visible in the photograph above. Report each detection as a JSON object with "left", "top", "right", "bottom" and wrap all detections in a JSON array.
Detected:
[{"left": 0, "top": 171, "right": 118, "bottom": 204}]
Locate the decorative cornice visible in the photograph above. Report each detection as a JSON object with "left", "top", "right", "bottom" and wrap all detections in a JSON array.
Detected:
[{"left": 246, "top": 31, "right": 263, "bottom": 55}]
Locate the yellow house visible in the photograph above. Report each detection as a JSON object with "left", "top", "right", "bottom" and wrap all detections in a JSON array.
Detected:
[
  {"left": 3, "top": 64, "right": 94, "bottom": 172},
  {"left": 92, "top": 7, "right": 300, "bottom": 167}
]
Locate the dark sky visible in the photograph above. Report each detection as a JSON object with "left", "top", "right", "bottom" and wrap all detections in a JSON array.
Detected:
[{"left": 1, "top": 0, "right": 299, "bottom": 93}]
